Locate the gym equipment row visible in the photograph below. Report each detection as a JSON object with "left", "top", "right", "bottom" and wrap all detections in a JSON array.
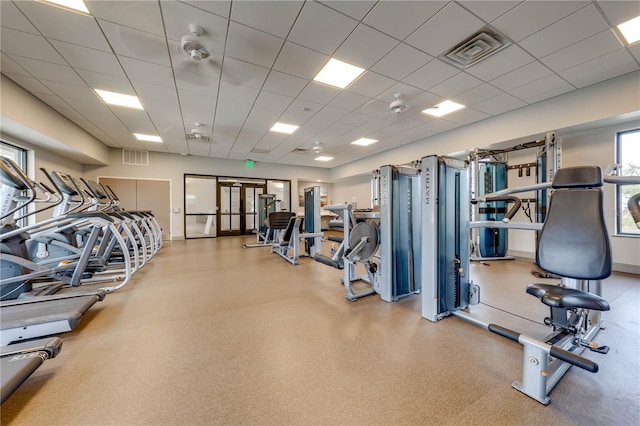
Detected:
[
  {"left": 315, "top": 151, "right": 640, "bottom": 405},
  {"left": 0, "top": 157, "right": 163, "bottom": 403}
]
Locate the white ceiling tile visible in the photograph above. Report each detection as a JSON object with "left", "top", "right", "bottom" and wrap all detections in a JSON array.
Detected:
[
  {"left": 490, "top": 61, "right": 554, "bottom": 92},
  {"left": 297, "top": 82, "right": 340, "bottom": 105},
  {"left": 179, "top": 91, "right": 217, "bottom": 123},
  {"left": 466, "top": 45, "right": 535, "bottom": 81},
  {"left": 41, "top": 81, "right": 96, "bottom": 100},
  {"left": 225, "top": 21, "right": 283, "bottom": 68},
  {"left": 50, "top": 40, "right": 125, "bottom": 77},
  {"left": 98, "top": 20, "right": 171, "bottom": 66},
  {"left": 429, "top": 72, "right": 483, "bottom": 99},
  {"left": 16, "top": 0, "right": 110, "bottom": 51},
  {"left": 0, "top": 1, "right": 38, "bottom": 34},
  {"left": 218, "top": 82, "right": 259, "bottom": 106},
  {"left": 230, "top": 1, "right": 302, "bottom": 39},
  {"left": 255, "top": 91, "right": 294, "bottom": 113},
  {"left": 629, "top": 42, "right": 640, "bottom": 63},
  {"left": 263, "top": 71, "right": 308, "bottom": 98},
  {"left": 119, "top": 57, "right": 174, "bottom": 87},
  {"left": 320, "top": 1, "right": 377, "bottom": 21},
  {"left": 453, "top": 83, "right": 505, "bottom": 106},
  {"left": 182, "top": 1, "right": 231, "bottom": 18},
  {"left": 511, "top": 75, "right": 575, "bottom": 104},
  {"left": 131, "top": 80, "right": 180, "bottom": 103},
  {"left": 3, "top": 73, "right": 55, "bottom": 95},
  {"left": 1, "top": 28, "right": 66, "bottom": 64},
  {"left": 175, "top": 71, "right": 220, "bottom": 97},
  {"left": 335, "top": 24, "right": 400, "bottom": 69},
  {"left": 273, "top": 42, "right": 329, "bottom": 79},
  {"left": 188, "top": 141, "right": 212, "bottom": 156},
  {"left": 0, "top": 54, "right": 30, "bottom": 76},
  {"left": 558, "top": 49, "right": 639, "bottom": 88},
  {"left": 405, "top": 2, "right": 485, "bottom": 56},
  {"left": 346, "top": 71, "right": 396, "bottom": 98},
  {"left": 287, "top": 1, "right": 358, "bottom": 55},
  {"left": 404, "top": 59, "right": 459, "bottom": 90},
  {"left": 33, "top": 93, "right": 71, "bottom": 111},
  {"left": 11, "top": 57, "right": 85, "bottom": 86},
  {"left": 377, "top": 83, "right": 424, "bottom": 103},
  {"left": 519, "top": 4, "right": 610, "bottom": 57},
  {"left": 492, "top": 1, "right": 589, "bottom": 42},
  {"left": 160, "top": 1, "right": 228, "bottom": 54},
  {"left": 540, "top": 30, "right": 623, "bottom": 72},
  {"left": 110, "top": 109, "right": 156, "bottom": 133},
  {"left": 329, "top": 91, "right": 373, "bottom": 112},
  {"left": 87, "top": 0, "right": 164, "bottom": 37},
  {"left": 471, "top": 93, "right": 527, "bottom": 115},
  {"left": 364, "top": 1, "right": 447, "bottom": 40},
  {"left": 76, "top": 69, "right": 133, "bottom": 93},
  {"left": 458, "top": 1, "right": 521, "bottom": 23},
  {"left": 221, "top": 57, "right": 269, "bottom": 89},
  {"left": 371, "top": 43, "right": 433, "bottom": 81},
  {"left": 596, "top": 0, "right": 640, "bottom": 27}
]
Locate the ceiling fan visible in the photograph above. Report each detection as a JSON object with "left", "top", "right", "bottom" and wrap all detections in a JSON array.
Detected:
[
  {"left": 361, "top": 93, "right": 409, "bottom": 118},
  {"left": 292, "top": 141, "right": 325, "bottom": 155},
  {"left": 186, "top": 122, "right": 210, "bottom": 142}
]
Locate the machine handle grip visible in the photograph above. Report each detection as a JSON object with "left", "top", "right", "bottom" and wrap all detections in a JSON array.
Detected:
[
  {"left": 549, "top": 346, "right": 598, "bottom": 373},
  {"left": 488, "top": 324, "right": 520, "bottom": 343}
]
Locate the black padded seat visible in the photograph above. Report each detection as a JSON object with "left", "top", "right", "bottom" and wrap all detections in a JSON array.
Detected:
[{"left": 527, "top": 283, "right": 610, "bottom": 311}]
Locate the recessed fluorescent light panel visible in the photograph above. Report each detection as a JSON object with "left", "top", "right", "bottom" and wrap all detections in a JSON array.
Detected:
[
  {"left": 313, "top": 58, "right": 365, "bottom": 89},
  {"left": 351, "top": 138, "right": 378, "bottom": 147},
  {"left": 270, "top": 122, "right": 299, "bottom": 134},
  {"left": 422, "top": 100, "right": 465, "bottom": 117},
  {"left": 315, "top": 156, "right": 334, "bottom": 162},
  {"left": 134, "top": 133, "right": 162, "bottom": 143},
  {"left": 617, "top": 16, "right": 640, "bottom": 45},
  {"left": 40, "top": 0, "right": 90, "bottom": 14},
  {"left": 95, "top": 89, "right": 144, "bottom": 110}
]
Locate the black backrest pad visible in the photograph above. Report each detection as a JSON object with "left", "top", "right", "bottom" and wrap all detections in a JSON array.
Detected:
[
  {"left": 537, "top": 173, "right": 611, "bottom": 280},
  {"left": 552, "top": 165, "right": 603, "bottom": 189},
  {"left": 267, "top": 212, "right": 296, "bottom": 230}
]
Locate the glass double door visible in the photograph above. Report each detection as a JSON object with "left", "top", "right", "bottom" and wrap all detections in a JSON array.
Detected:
[{"left": 217, "top": 183, "right": 265, "bottom": 237}]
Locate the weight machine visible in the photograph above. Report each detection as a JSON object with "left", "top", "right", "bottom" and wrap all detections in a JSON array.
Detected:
[{"left": 242, "top": 194, "right": 278, "bottom": 248}]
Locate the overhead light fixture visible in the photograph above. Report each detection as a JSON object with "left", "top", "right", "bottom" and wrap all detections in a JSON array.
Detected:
[
  {"left": 95, "top": 89, "right": 144, "bottom": 110},
  {"left": 313, "top": 58, "right": 365, "bottom": 89},
  {"left": 270, "top": 122, "right": 299, "bottom": 134},
  {"left": 422, "top": 100, "right": 465, "bottom": 117},
  {"left": 39, "top": 0, "right": 90, "bottom": 14},
  {"left": 134, "top": 133, "right": 162, "bottom": 143},
  {"left": 617, "top": 16, "right": 640, "bottom": 45},
  {"left": 315, "top": 156, "right": 334, "bottom": 162},
  {"left": 351, "top": 137, "right": 378, "bottom": 147}
]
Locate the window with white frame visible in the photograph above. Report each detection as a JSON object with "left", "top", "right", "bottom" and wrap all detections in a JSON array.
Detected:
[{"left": 615, "top": 129, "right": 640, "bottom": 235}]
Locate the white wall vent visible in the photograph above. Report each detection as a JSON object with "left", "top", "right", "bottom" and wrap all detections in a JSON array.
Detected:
[
  {"left": 122, "top": 149, "right": 149, "bottom": 166},
  {"left": 439, "top": 26, "right": 512, "bottom": 69}
]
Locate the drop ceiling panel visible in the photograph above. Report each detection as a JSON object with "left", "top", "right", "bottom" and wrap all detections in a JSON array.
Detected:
[
  {"left": 492, "top": 1, "right": 589, "bottom": 42},
  {"left": 4, "top": 73, "right": 55, "bottom": 95},
  {"left": 404, "top": 59, "right": 460, "bottom": 91},
  {"left": 272, "top": 42, "right": 329, "bottom": 80},
  {"left": 119, "top": 57, "right": 174, "bottom": 87},
  {"left": 558, "top": 49, "right": 639, "bottom": 88},
  {"left": 328, "top": 91, "right": 371, "bottom": 112},
  {"left": 281, "top": 99, "right": 324, "bottom": 125},
  {"left": 230, "top": 1, "right": 302, "bottom": 39},
  {"left": 262, "top": 71, "right": 308, "bottom": 98},
  {"left": 50, "top": 40, "right": 126, "bottom": 77},
  {"left": 320, "top": 1, "right": 377, "bottom": 21},
  {"left": 178, "top": 91, "right": 218, "bottom": 122},
  {"left": 76, "top": 69, "right": 134, "bottom": 94},
  {"left": 1, "top": 28, "right": 66, "bottom": 64},
  {"left": 596, "top": 1, "right": 640, "bottom": 27},
  {"left": 86, "top": 0, "right": 164, "bottom": 37},
  {"left": 466, "top": 45, "right": 535, "bottom": 82},
  {"left": 346, "top": 71, "right": 396, "bottom": 98},
  {"left": 364, "top": 1, "right": 446, "bottom": 40},
  {"left": 458, "top": 1, "right": 520, "bottom": 23},
  {"left": 11, "top": 57, "right": 86, "bottom": 86},
  {"left": 334, "top": 24, "right": 400, "bottom": 69},
  {"left": 1, "top": 54, "right": 29, "bottom": 76},
  {"left": 254, "top": 92, "right": 294, "bottom": 115},
  {"left": 490, "top": 62, "right": 555, "bottom": 92},
  {"left": 221, "top": 58, "right": 269, "bottom": 89},
  {"left": 511, "top": 75, "right": 574, "bottom": 104},
  {"left": 187, "top": 141, "right": 212, "bottom": 157},
  {"left": 429, "top": 72, "right": 483, "bottom": 99},
  {"left": 175, "top": 73, "right": 220, "bottom": 97},
  {"left": 33, "top": 93, "right": 72, "bottom": 111},
  {"left": 371, "top": 43, "right": 433, "bottom": 81},
  {"left": 453, "top": 83, "right": 506, "bottom": 107},
  {"left": 225, "top": 21, "right": 283, "bottom": 68},
  {"left": 287, "top": 1, "right": 358, "bottom": 55},
  {"left": 471, "top": 92, "right": 527, "bottom": 115},
  {"left": 161, "top": 2, "right": 227, "bottom": 54},
  {"left": 540, "top": 30, "right": 623, "bottom": 73},
  {"left": 131, "top": 80, "right": 180, "bottom": 103},
  {"left": 296, "top": 82, "right": 339, "bottom": 105},
  {"left": 519, "top": 5, "right": 610, "bottom": 58},
  {"left": 0, "top": 1, "right": 38, "bottom": 34},
  {"left": 405, "top": 2, "right": 485, "bottom": 57},
  {"left": 181, "top": 1, "right": 231, "bottom": 18},
  {"left": 98, "top": 20, "right": 171, "bottom": 66}
]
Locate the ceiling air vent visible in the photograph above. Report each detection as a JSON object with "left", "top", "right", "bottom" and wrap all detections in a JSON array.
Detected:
[
  {"left": 439, "top": 26, "right": 512, "bottom": 69},
  {"left": 122, "top": 149, "right": 149, "bottom": 166},
  {"left": 292, "top": 148, "right": 308, "bottom": 154},
  {"left": 251, "top": 148, "right": 270, "bottom": 155}
]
